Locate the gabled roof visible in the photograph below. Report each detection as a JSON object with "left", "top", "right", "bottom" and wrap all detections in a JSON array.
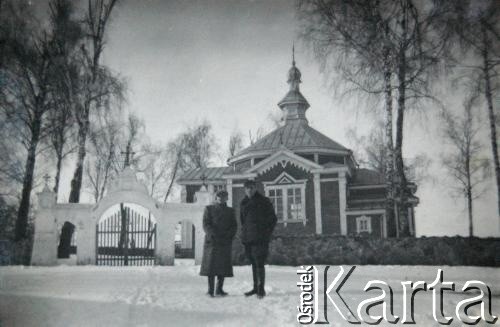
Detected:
[{"left": 231, "top": 120, "right": 349, "bottom": 161}]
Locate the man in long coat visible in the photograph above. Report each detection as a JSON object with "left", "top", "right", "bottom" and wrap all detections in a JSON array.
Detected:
[
  {"left": 240, "top": 180, "right": 277, "bottom": 299},
  {"left": 200, "top": 190, "right": 237, "bottom": 297}
]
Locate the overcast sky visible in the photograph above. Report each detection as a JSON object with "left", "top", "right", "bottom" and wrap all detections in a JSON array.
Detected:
[{"left": 53, "top": 0, "right": 499, "bottom": 237}]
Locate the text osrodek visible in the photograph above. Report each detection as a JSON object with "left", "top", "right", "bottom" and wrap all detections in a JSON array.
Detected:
[{"left": 296, "top": 266, "right": 497, "bottom": 325}]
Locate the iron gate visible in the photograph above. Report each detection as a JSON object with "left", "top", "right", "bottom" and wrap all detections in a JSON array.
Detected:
[{"left": 96, "top": 204, "right": 157, "bottom": 266}]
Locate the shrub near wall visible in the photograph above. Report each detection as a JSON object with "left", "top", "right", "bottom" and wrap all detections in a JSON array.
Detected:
[{"left": 232, "top": 235, "right": 500, "bottom": 267}]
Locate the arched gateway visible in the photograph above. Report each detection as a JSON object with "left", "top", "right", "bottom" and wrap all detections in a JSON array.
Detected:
[{"left": 31, "top": 167, "right": 210, "bottom": 266}]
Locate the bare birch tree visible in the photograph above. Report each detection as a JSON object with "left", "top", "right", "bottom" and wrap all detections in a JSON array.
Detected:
[
  {"left": 441, "top": 98, "right": 490, "bottom": 237},
  {"left": 68, "top": 0, "right": 122, "bottom": 203},
  {"left": 348, "top": 122, "right": 431, "bottom": 183},
  {"left": 0, "top": 0, "right": 69, "bottom": 240},
  {"left": 139, "top": 140, "right": 187, "bottom": 202},
  {"left": 298, "top": 0, "right": 445, "bottom": 236},
  {"left": 434, "top": 0, "right": 500, "bottom": 217},
  {"left": 85, "top": 115, "right": 120, "bottom": 202},
  {"left": 181, "top": 120, "right": 216, "bottom": 169},
  {"left": 228, "top": 130, "right": 244, "bottom": 157},
  {"left": 248, "top": 127, "right": 265, "bottom": 146},
  {"left": 0, "top": 1, "right": 27, "bottom": 200},
  {"left": 139, "top": 143, "right": 171, "bottom": 199},
  {"left": 47, "top": 0, "right": 82, "bottom": 199}
]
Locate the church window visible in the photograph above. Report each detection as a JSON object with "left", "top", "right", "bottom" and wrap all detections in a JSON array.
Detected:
[
  {"left": 287, "top": 188, "right": 302, "bottom": 220},
  {"left": 268, "top": 189, "right": 284, "bottom": 220},
  {"left": 356, "top": 215, "right": 372, "bottom": 234},
  {"left": 266, "top": 184, "right": 306, "bottom": 222},
  {"left": 263, "top": 172, "right": 307, "bottom": 224}
]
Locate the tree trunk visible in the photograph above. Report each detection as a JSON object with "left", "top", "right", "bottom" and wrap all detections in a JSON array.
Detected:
[
  {"left": 482, "top": 27, "right": 500, "bottom": 218},
  {"left": 15, "top": 114, "right": 41, "bottom": 241},
  {"left": 164, "top": 156, "right": 180, "bottom": 203},
  {"left": 98, "top": 144, "right": 115, "bottom": 201},
  {"left": 383, "top": 49, "right": 396, "bottom": 237},
  {"left": 395, "top": 0, "right": 409, "bottom": 237},
  {"left": 53, "top": 152, "right": 63, "bottom": 201},
  {"left": 68, "top": 114, "right": 90, "bottom": 203},
  {"left": 466, "top": 155, "right": 473, "bottom": 238},
  {"left": 395, "top": 72, "right": 407, "bottom": 237},
  {"left": 395, "top": 75, "right": 408, "bottom": 237}
]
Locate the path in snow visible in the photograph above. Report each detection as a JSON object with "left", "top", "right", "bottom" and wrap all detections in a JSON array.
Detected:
[{"left": 0, "top": 262, "right": 499, "bottom": 326}]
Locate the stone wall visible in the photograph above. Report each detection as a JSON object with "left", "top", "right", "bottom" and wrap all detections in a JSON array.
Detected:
[{"left": 31, "top": 168, "right": 210, "bottom": 266}]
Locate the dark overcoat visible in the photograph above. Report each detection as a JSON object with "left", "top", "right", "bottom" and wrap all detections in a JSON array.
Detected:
[
  {"left": 199, "top": 203, "right": 237, "bottom": 277},
  {"left": 240, "top": 192, "right": 277, "bottom": 245}
]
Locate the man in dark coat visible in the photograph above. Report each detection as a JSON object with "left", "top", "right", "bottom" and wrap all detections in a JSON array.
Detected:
[
  {"left": 200, "top": 190, "right": 237, "bottom": 297},
  {"left": 240, "top": 180, "right": 277, "bottom": 299}
]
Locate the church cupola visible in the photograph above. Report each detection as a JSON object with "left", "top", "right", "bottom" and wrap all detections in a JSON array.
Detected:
[{"left": 278, "top": 45, "right": 310, "bottom": 124}]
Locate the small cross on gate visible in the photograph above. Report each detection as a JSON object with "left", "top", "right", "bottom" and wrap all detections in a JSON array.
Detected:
[
  {"left": 43, "top": 174, "right": 51, "bottom": 187},
  {"left": 200, "top": 172, "right": 207, "bottom": 189}
]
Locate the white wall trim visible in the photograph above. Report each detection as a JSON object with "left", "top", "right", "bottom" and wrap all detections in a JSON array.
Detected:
[
  {"left": 349, "top": 184, "right": 386, "bottom": 190},
  {"left": 221, "top": 173, "right": 257, "bottom": 180},
  {"left": 339, "top": 172, "right": 347, "bottom": 235},
  {"left": 313, "top": 173, "right": 322, "bottom": 234},
  {"left": 319, "top": 178, "right": 339, "bottom": 182},
  {"left": 346, "top": 209, "right": 385, "bottom": 215},
  {"left": 227, "top": 179, "right": 233, "bottom": 207},
  {"left": 246, "top": 148, "right": 322, "bottom": 174},
  {"left": 227, "top": 147, "right": 350, "bottom": 165},
  {"left": 262, "top": 171, "right": 307, "bottom": 186},
  {"left": 383, "top": 212, "right": 387, "bottom": 238}
]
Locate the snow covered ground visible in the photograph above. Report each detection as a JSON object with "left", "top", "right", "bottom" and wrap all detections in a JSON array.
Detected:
[{"left": 0, "top": 261, "right": 498, "bottom": 326}]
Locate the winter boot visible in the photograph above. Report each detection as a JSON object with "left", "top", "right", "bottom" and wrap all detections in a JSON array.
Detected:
[
  {"left": 216, "top": 276, "right": 228, "bottom": 296},
  {"left": 244, "top": 264, "right": 258, "bottom": 296},
  {"left": 207, "top": 276, "right": 215, "bottom": 297},
  {"left": 257, "top": 266, "right": 266, "bottom": 299}
]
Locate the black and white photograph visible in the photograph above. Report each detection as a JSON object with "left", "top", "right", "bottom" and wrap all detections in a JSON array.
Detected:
[{"left": 0, "top": 0, "right": 499, "bottom": 326}]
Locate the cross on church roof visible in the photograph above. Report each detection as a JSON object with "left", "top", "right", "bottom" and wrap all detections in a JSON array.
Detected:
[{"left": 121, "top": 145, "right": 135, "bottom": 168}]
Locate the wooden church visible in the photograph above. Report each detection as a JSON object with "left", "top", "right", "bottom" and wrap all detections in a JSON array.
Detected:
[{"left": 177, "top": 55, "right": 418, "bottom": 238}]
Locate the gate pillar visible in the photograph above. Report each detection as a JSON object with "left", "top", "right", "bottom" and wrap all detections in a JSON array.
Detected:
[
  {"left": 156, "top": 213, "right": 176, "bottom": 265},
  {"left": 194, "top": 187, "right": 210, "bottom": 265},
  {"left": 194, "top": 223, "right": 204, "bottom": 265},
  {"left": 77, "top": 216, "right": 96, "bottom": 265},
  {"left": 31, "top": 186, "right": 58, "bottom": 266}
]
